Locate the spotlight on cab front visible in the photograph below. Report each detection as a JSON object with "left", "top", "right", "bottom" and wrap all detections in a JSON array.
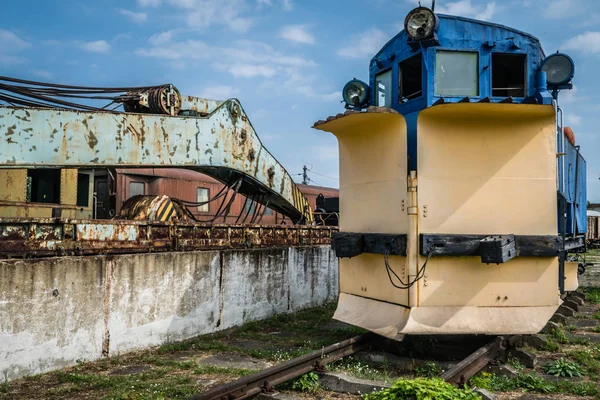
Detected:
[
  {"left": 342, "top": 79, "right": 370, "bottom": 109},
  {"left": 541, "top": 52, "right": 575, "bottom": 87},
  {"left": 404, "top": 7, "right": 439, "bottom": 41}
]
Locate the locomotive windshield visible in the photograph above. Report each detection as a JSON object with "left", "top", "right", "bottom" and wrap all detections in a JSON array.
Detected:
[{"left": 435, "top": 51, "right": 479, "bottom": 96}]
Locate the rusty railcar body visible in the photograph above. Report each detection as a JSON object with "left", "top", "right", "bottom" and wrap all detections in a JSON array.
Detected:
[{"left": 0, "top": 79, "right": 330, "bottom": 257}]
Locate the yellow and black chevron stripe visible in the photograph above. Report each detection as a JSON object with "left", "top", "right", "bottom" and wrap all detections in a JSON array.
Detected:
[
  {"left": 292, "top": 185, "right": 313, "bottom": 224},
  {"left": 156, "top": 198, "right": 176, "bottom": 222}
]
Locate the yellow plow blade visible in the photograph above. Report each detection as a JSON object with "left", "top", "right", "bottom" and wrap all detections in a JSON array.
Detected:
[
  {"left": 411, "top": 103, "right": 560, "bottom": 336},
  {"left": 316, "top": 104, "right": 564, "bottom": 339},
  {"left": 314, "top": 110, "right": 410, "bottom": 338}
]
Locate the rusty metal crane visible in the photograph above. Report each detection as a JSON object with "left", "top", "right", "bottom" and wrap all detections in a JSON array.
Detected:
[{"left": 0, "top": 77, "right": 313, "bottom": 224}]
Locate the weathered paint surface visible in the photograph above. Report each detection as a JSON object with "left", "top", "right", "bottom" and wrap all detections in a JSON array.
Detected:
[
  {"left": 0, "top": 246, "right": 338, "bottom": 381},
  {"left": 0, "top": 99, "right": 312, "bottom": 223}
]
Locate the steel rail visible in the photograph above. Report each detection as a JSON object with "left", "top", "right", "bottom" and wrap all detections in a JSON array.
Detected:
[
  {"left": 441, "top": 336, "right": 504, "bottom": 386},
  {"left": 187, "top": 334, "right": 372, "bottom": 400}
]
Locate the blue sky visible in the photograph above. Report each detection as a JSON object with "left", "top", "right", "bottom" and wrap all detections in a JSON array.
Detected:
[{"left": 1, "top": 0, "right": 600, "bottom": 199}]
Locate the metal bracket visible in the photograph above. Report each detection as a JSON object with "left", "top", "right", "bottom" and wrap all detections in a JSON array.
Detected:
[
  {"left": 333, "top": 232, "right": 407, "bottom": 258},
  {"left": 420, "top": 234, "right": 586, "bottom": 260}
]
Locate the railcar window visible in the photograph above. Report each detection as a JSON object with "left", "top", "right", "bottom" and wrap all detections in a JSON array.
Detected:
[
  {"left": 27, "top": 169, "right": 61, "bottom": 204},
  {"left": 77, "top": 173, "right": 90, "bottom": 207},
  {"left": 399, "top": 54, "right": 422, "bottom": 101},
  {"left": 492, "top": 53, "right": 526, "bottom": 97},
  {"left": 435, "top": 51, "right": 479, "bottom": 97},
  {"left": 197, "top": 187, "right": 209, "bottom": 212},
  {"left": 375, "top": 69, "right": 392, "bottom": 107},
  {"left": 129, "top": 181, "right": 145, "bottom": 198}
]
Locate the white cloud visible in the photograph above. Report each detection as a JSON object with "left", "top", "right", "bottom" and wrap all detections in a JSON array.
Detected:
[
  {"left": 279, "top": 25, "right": 315, "bottom": 45},
  {"left": 136, "top": 35, "right": 331, "bottom": 100},
  {"left": 566, "top": 113, "right": 582, "bottom": 126},
  {"left": 436, "top": 0, "right": 496, "bottom": 21},
  {"left": 149, "top": 30, "right": 178, "bottom": 45},
  {"left": 337, "top": 28, "right": 388, "bottom": 59},
  {"left": 114, "top": 32, "right": 132, "bottom": 41},
  {"left": 199, "top": 85, "right": 239, "bottom": 99},
  {"left": 138, "top": 0, "right": 162, "bottom": 6},
  {"left": 118, "top": 9, "right": 148, "bottom": 23},
  {"left": 81, "top": 40, "right": 111, "bottom": 53},
  {"left": 320, "top": 92, "right": 340, "bottom": 102},
  {"left": 136, "top": 39, "right": 208, "bottom": 59},
  {"left": 226, "top": 64, "right": 277, "bottom": 78},
  {"left": 543, "top": 0, "right": 581, "bottom": 19},
  {"left": 168, "top": 0, "right": 254, "bottom": 33},
  {"left": 562, "top": 31, "right": 600, "bottom": 55},
  {"left": 31, "top": 69, "right": 52, "bottom": 79},
  {"left": 257, "top": 0, "right": 293, "bottom": 10},
  {"left": 0, "top": 29, "right": 31, "bottom": 66},
  {"left": 138, "top": 38, "right": 315, "bottom": 74},
  {"left": 0, "top": 55, "right": 28, "bottom": 67},
  {"left": 0, "top": 29, "right": 30, "bottom": 53},
  {"left": 476, "top": 2, "right": 496, "bottom": 20}
]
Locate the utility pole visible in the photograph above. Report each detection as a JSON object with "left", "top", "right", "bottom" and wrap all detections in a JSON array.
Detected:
[{"left": 302, "top": 165, "right": 309, "bottom": 184}]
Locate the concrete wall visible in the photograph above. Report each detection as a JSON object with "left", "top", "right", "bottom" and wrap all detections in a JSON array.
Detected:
[{"left": 0, "top": 246, "right": 338, "bottom": 381}]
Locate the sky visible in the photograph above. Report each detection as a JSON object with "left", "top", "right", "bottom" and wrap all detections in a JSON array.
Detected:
[{"left": 1, "top": 0, "right": 600, "bottom": 199}]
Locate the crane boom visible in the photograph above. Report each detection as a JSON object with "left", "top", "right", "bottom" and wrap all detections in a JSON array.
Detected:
[{"left": 0, "top": 95, "right": 313, "bottom": 224}]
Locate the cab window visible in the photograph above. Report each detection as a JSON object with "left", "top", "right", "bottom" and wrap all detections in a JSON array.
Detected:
[
  {"left": 399, "top": 54, "right": 422, "bottom": 102},
  {"left": 492, "top": 53, "right": 526, "bottom": 97},
  {"left": 375, "top": 69, "right": 392, "bottom": 107},
  {"left": 435, "top": 51, "right": 479, "bottom": 97}
]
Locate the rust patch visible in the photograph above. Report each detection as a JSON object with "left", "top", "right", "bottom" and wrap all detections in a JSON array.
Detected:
[
  {"left": 5, "top": 124, "right": 16, "bottom": 136},
  {"left": 267, "top": 166, "right": 275, "bottom": 186},
  {"left": 86, "top": 130, "right": 99, "bottom": 149}
]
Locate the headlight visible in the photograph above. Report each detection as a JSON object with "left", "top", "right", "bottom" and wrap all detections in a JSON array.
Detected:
[
  {"left": 342, "top": 79, "right": 370, "bottom": 108},
  {"left": 542, "top": 53, "right": 574, "bottom": 86},
  {"left": 405, "top": 7, "right": 438, "bottom": 40}
]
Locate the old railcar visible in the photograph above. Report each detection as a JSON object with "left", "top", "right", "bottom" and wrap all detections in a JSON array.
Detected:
[{"left": 315, "top": 6, "right": 586, "bottom": 338}]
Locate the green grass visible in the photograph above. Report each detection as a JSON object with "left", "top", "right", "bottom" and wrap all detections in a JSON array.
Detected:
[
  {"left": 2, "top": 302, "right": 354, "bottom": 399},
  {"left": 470, "top": 371, "right": 599, "bottom": 396},
  {"left": 550, "top": 325, "right": 570, "bottom": 344},
  {"left": 581, "top": 286, "right": 600, "bottom": 305},
  {"left": 544, "top": 339, "right": 562, "bottom": 352}
]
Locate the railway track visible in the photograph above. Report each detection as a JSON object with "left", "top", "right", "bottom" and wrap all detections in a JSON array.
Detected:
[
  {"left": 188, "top": 334, "right": 373, "bottom": 400},
  {"left": 187, "top": 334, "right": 504, "bottom": 400},
  {"left": 187, "top": 290, "right": 586, "bottom": 400}
]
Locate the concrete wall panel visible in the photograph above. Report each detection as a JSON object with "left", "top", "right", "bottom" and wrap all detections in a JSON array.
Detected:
[
  {"left": 0, "top": 257, "right": 105, "bottom": 381},
  {"left": 107, "top": 251, "right": 221, "bottom": 354},
  {"left": 0, "top": 246, "right": 338, "bottom": 381}
]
